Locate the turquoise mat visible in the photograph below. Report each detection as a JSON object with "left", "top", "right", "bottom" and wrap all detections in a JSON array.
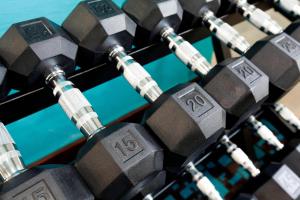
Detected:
[{"left": 0, "top": 0, "right": 214, "bottom": 165}]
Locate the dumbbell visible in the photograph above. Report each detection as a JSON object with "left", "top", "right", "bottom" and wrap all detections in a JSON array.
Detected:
[
  {"left": 235, "top": 140, "right": 300, "bottom": 200},
  {"left": 63, "top": 2, "right": 265, "bottom": 199},
  {"left": 177, "top": 0, "right": 300, "bottom": 103},
  {"left": 0, "top": 123, "right": 94, "bottom": 199},
  {"left": 0, "top": 17, "right": 165, "bottom": 200},
  {"left": 121, "top": 0, "right": 284, "bottom": 151},
  {"left": 63, "top": 1, "right": 228, "bottom": 199},
  {"left": 224, "top": 0, "right": 283, "bottom": 35}
]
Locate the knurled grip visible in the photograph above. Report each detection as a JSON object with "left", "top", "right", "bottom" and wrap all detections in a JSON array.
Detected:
[
  {"left": 161, "top": 27, "right": 213, "bottom": 76},
  {"left": 274, "top": 0, "right": 300, "bottom": 17},
  {"left": 202, "top": 10, "right": 250, "bottom": 54},
  {"left": 0, "top": 123, "right": 25, "bottom": 182},
  {"left": 236, "top": 0, "right": 283, "bottom": 35},
  {"left": 110, "top": 46, "right": 163, "bottom": 103}
]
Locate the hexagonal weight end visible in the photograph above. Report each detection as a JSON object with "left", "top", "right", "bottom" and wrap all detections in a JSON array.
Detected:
[
  {"left": 75, "top": 123, "right": 164, "bottom": 200},
  {"left": 204, "top": 57, "right": 269, "bottom": 125},
  {"left": 146, "top": 83, "right": 226, "bottom": 158},
  {"left": 123, "top": 0, "right": 183, "bottom": 43},
  {"left": 285, "top": 19, "right": 300, "bottom": 43},
  {"left": 0, "top": 165, "right": 93, "bottom": 200},
  {"left": 63, "top": 0, "right": 136, "bottom": 66},
  {"left": 245, "top": 33, "right": 300, "bottom": 101},
  {"left": 0, "top": 17, "right": 78, "bottom": 89}
]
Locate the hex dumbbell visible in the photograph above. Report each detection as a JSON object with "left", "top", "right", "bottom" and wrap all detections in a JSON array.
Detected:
[
  {"left": 0, "top": 17, "right": 165, "bottom": 200},
  {"left": 236, "top": 140, "right": 300, "bottom": 200},
  {"left": 63, "top": 1, "right": 229, "bottom": 199},
  {"left": 0, "top": 123, "right": 94, "bottom": 200},
  {"left": 121, "top": 0, "right": 284, "bottom": 150}
]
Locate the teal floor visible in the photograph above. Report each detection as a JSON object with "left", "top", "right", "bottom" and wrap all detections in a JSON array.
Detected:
[{"left": 0, "top": 0, "right": 214, "bottom": 165}]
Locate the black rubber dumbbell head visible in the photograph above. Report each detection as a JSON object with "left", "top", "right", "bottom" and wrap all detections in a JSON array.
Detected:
[
  {"left": 245, "top": 33, "right": 300, "bottom": 102},
  {"left": 0, "top": 165, "right": 94, "bottom": 200},
  {"left": 145, "top": 83, "right": 226, "bottom": 160},
  {"left": 203, "top": 57, "right": 269, "bottom": 128},
  {"left": 75, "top": 123, "right": 165, "bottom": 200},
  {"left": 285, "top": 19, "right": 300, "bottom": 43},
  {"left": 63, "top": 0, "right": 136, "bottom": 66},
  {"left": 123, "top": 0, "right": 183, "bottom": 43},
  {"left": 0, "top": 17, "right": 78, "bottom": 89}
]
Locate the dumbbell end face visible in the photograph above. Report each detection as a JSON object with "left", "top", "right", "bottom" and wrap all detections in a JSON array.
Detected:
[
  {"left": 63, "top": 0, "right": 136, "bottom": 66},
  {"left": 0, "top": 166, "right": 94, "bottom": 200},
  {"left": 123, "top": 0, "right": 183, "bottom": 43},
  {"left": 0, "top": 123, "right": 25, "bottom": 182},
  {"left": 204, "top": 57, "right": 269, "bottom": 128},
  {"left": 285, "top": 19, "right": 300, "bottom": 44},
  {"left": 146, "top": 83, "right": 226, "bottom": 158},
  {"left": 0, "top": 17, "right": 78, "bottom": 88},
  {"left": 245, "top": 33, "right": 300, "bottom": 101},
  {"left": 75, "top": 123, "right": 164, "bottom": 200}
]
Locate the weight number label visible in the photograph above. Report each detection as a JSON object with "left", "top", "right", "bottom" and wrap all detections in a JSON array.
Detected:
[
  {"left": 179, "top": 89, "right": 213, "bottom": 117},
  {"left": 276, "top": 36, "right": 300, "bottom": 55},
  {"left": 232, "top": 61, "right": 261, "bottom": 84},
  {"left": 112, "top": 131, "right": 143, "bottom": 162},
  {"left": 14, "top": 180, "right": 55, "bottom": 200},
  {"left": 20, "top": 21, "right": 54, "bottom": 43},
  {"left": 273, "top": 165, "right": 300, "bottom": 199},
  {"left": 88, "top": 0, "right": 118, "bottom": 18}
]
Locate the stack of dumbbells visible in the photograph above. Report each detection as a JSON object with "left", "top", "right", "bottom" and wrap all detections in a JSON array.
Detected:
[{"left": 0, "top": 0, "right": 299, "bottom": 199}]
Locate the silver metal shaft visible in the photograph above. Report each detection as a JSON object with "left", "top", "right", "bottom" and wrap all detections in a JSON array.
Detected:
[
  {"left": 143, "top": 194, "right": 154, "bottom": 200},
  {"left": 274, "top": 0, "right": 300, "bottom": 18},
  {"left": 248, "top": 116, "right": 284, "bottom": 150},
  {"left": 186, "top": 162, "right": 223, "bottom": 200},
  {"left": 109, "top": 45, "right": 163, "bottom": 103},
  {"left": 45, "top": 66, "right": 104, "bottom": 139},
  {"left": 234, "top": 0, "right": 283, "bottom": 35},
  {"left": 160, "top": 27, "right": 213, "bottom": 76},
  {"left": 220, "top": 135, "right": 260, "bottom": 177},
  {"left": 0, "top": 123, "right": 25, "bottom": 183},
  {"left": 200, "top": 9, "right": 251, "bottom": 54}
]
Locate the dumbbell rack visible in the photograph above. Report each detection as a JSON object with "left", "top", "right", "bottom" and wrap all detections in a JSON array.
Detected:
[{"left": 1, "top": 1, "right": 298, "bottom": 199}]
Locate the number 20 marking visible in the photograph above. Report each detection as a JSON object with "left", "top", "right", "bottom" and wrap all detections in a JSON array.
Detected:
[{"left": 186, "top": 95, "right": 205, "bottom": 112}]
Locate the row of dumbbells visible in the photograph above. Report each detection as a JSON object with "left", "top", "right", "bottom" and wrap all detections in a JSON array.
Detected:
[{"left": 0, "top": 0, "right": 300, "bottom": 199}]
